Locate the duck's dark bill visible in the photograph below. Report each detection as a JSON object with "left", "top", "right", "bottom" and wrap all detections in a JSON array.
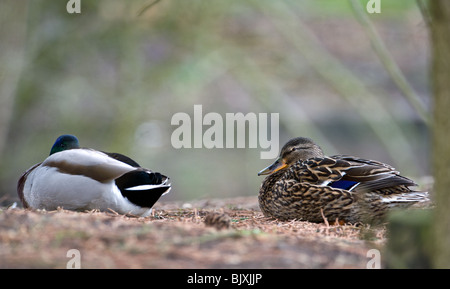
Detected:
[{"left": 258, "top": 158, "right": 287, "bottom": 176}]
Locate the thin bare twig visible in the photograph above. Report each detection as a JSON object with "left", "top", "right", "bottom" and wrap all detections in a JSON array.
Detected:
[
  {"left": 137, "top": 0, "right": 162, "bottom": 17},
  {"left": 320, "top": 208, "right": 330, "bottom": 228},
  {"left": 349, "top": 0, "right": 430, "bottom": 126}
]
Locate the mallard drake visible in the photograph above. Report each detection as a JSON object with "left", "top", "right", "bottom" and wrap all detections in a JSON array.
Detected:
[
  {"left": 258, "top": 137, "right": 429, "bottom": 224},
  {"left": 17, "top": 135, "right": 171, "bottom": 217}
]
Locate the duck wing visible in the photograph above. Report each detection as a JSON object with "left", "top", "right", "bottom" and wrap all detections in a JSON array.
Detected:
[
  {"left": 17, "top": 162, "right": 42, "bottom": 208},
  {"left": 104, "top": 152, "right": 141, "bottom": 167},
  {"left": 115, "top": 169, "right": 171, "bottom": 208},
  {"left": 330, "top": 155, "right": 417, "bottom": 192},
  {"left": 42, "top": 149, "right": 135, "bottom": 183},
  {"left": 292, "top": 156, "right": 416, "bottom": 192},
  {"left": 104, "top": 151, "right": 171, "bottom": 208}
]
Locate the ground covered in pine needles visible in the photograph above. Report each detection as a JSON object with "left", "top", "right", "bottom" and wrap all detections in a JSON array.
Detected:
[{"left": 0, "top": 196, "right": 386, "bottom": 269}]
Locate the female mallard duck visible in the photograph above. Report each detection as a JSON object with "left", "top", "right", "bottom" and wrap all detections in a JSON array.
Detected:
[
  {"left": 258, "top": 137, "right": 429, "bottom": 224},
  {"left": 17, "top": 134, "right": 171, "bottom": 217}
]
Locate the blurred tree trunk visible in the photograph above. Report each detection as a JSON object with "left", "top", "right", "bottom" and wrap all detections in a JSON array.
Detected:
[
  {"left": 0, "top": 1, "right": 27, "bottom": 159},
  {"left": 430, "top": 0, "right": 450, "bottom": 269}
]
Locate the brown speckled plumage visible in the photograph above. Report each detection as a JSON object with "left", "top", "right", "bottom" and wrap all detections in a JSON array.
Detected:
[{"left": 258, "top": 137, "right": 429, "bottom": 224}]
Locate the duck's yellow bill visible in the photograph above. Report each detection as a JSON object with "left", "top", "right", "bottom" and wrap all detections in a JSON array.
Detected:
[{"left": 258, "top": 158, "right": 287, "bottom": 176}]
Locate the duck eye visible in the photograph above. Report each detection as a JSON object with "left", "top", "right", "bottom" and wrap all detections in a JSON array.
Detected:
[{"left": 290, "top": 147, "right": 297, "bottom": 152}]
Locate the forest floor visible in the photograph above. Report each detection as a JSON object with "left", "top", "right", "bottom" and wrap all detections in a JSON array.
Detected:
[{"left": 0, "top": 196, "right": 386, "bottom": 269}]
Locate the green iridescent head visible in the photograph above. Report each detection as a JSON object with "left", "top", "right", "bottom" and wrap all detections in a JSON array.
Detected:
[{"left": 50, "top": 134, "right": 80, "bottom": 155}]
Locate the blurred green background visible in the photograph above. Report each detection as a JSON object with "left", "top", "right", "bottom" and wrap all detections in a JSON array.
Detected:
[{"left": 0, "top": 0, "right": 430, "bottom": 205}]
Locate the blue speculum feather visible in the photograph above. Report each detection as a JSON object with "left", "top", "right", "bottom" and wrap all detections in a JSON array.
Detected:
[{"left": 330, "top": 180, "right": 359, "bottom": 191}]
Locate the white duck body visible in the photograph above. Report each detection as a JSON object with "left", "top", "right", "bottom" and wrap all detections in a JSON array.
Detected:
[{"left": 19, "top": 147, "right": 170, "bottom": 217}]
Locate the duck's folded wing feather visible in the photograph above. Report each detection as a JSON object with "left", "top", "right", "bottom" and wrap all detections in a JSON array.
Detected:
[
  {"left": 42, "top": 149, "right": 135, "bottom": 183},
  {"left": 17, "top": 162, "right": 42, "bottom": 208},
  {"left": 104, "top": 152, "right": 141, "bottom": 167},
  {"left": 330, "top": 155, "right": 417, "bottom": 191},
  {"left": 299, "top": 156, "right": 417, "bottom": 192},
  {"left": 331, "top": 155, "right": 396, "bottom": 170},
  {"left": 115, "top": 169, "right": 171, "bottom": 208}
]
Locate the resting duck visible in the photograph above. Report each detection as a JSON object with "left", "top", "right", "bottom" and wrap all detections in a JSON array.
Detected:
[
  {"left": 258, "top": 137, "right": 429, "bottom": 224},
  {"left": 17, "top": 135, "right": 171, "bottom": 217}
]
